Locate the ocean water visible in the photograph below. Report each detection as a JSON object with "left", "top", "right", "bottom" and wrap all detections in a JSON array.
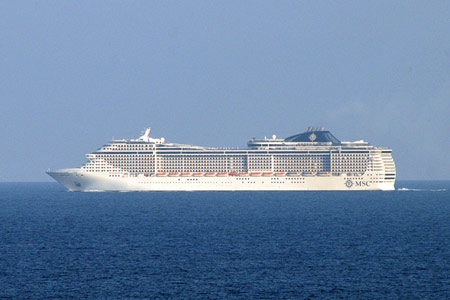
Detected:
[{"left": 0, "top": 181, "right": 449, "bottom": 299}]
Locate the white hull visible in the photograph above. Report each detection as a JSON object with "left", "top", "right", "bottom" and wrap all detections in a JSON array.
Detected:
[{"left": 47, "top": 169, "right": 395, "bottom": 192}]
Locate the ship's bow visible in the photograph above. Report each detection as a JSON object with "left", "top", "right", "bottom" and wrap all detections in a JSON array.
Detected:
[{"left": 46, "top": 169, "right": 85, "bottom": 191}]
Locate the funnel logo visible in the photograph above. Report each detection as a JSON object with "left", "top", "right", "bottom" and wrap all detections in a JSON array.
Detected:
[
  {"left": 345, "top": 180, "right": 353, "bottom": 188},
  {"left": 309, "top": 133, "right": 317, "bottom": 142}
]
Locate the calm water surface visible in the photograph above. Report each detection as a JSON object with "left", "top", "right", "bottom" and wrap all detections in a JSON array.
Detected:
[{"left": 0, "top": 181, "right": 449, "bottom": 299}]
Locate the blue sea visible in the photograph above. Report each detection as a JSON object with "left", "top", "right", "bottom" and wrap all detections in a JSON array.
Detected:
[{"left": 0, "top": 181, "right": 449, "bottom": 299}]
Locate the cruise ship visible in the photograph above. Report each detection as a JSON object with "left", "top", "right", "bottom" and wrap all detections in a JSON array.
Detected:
[{"left": 47, "top": 127, "right": 396, "bottom": 191}]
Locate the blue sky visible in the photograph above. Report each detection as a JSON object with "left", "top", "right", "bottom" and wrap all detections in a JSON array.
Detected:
[{"left": 1, "top": 1, "right": 449, "bottom": 181}]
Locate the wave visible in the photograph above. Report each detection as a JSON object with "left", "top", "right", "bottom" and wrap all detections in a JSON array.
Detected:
[{"left": 397, "top": 188, "right": 447, "bottom": 192}]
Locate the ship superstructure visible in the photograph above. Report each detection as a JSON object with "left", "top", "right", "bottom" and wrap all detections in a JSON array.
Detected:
[{"left": 47, "top": 127, "right": 396, "bottom": 191}]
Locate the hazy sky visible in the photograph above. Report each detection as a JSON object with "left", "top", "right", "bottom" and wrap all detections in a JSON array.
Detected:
[{"left": 1, "top": 1, "right": 449, "bottom": 181}]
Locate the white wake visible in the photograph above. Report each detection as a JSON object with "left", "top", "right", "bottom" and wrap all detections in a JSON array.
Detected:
[{"left": 397, "top": 188, "right": 447, "bottom": 192}]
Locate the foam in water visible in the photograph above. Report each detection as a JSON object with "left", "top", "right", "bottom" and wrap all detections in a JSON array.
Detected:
[{"left": 398, "top": 188, "right": 447, "bottom": 192}]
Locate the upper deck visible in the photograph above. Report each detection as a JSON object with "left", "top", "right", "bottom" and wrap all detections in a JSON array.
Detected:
[
  {"left": 91, "top": 127, "right": 389, "bottom": 155},
  {"left": 79, "top": 127, "right": 394, "bottom": 176}
]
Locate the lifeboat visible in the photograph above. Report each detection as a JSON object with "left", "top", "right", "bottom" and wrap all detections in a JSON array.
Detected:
[
  {"left": 229, "top": 172, "right": 238, "bottom": 176},
  {"left": 217, "top": 172, "right": 228, "bottom": 176},
  {"left": 250, "top": 172, "right": 262, "bottom": 176},
  {"left": 262, "top": 172, "right": 273, "bottom": 176},
  {"left": 317, "top": 171, "right": 331, "bottom": 177},
  {"left": 193, "top": 172, "right": 204, "bottom": 176},
  {"left": 169, "top": 172, "right": 180, "bottom": 176},
  {"left": 287, "top": 172, "right": 301, "bottom": 176},
  {"left": 205, "top": 172, "right": 216, "bottom": 176},
  {"left": 239, "top": 172, "right": 249, "bottom": 176},
  {"left": 274, "top": 172, "right": 286, "bottom": 176},
  {"left": 156, "top": 172, "right": 168, "bottom": 176},
  {"left": 302, "top": 171, "right": 315, "bottom": 177},
  {"left": 181, "top": 172, "right": 192, "bottom": 176}
]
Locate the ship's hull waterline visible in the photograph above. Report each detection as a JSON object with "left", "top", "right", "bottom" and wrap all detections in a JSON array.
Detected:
[{"left": 47, "top": 170, "right": 395, "bottom": 192}]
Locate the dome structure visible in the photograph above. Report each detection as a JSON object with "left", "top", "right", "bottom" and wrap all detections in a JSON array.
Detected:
[{"left": 285, "top": 128, "right": 341, "bottom": 144}]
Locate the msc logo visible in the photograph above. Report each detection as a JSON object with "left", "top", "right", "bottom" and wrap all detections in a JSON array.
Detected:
[{"left": 345, "top": 180, "right": 370, "bottom": 188}]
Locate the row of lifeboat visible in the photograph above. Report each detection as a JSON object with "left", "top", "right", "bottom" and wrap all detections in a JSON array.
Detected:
[
  {"left": 153, "top": 171, "right": 334, "bottom": 177},
  {"left": 155, "top": 172, "right": 288, "bottom": 177}
]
